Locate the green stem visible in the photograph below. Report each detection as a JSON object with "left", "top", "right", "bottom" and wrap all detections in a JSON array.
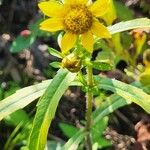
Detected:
[{"left": 85, "top": 65, "right": 93, "bottom": 150}]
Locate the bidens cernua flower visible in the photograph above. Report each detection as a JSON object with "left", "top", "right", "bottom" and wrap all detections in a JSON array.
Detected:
[{"left": 38, "top": 0, "right": 111, "bottom": 53}]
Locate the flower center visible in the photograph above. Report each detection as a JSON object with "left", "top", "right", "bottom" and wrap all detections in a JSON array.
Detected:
[{"left": 63, "top": 5, "right": 93, "bottom": 34}]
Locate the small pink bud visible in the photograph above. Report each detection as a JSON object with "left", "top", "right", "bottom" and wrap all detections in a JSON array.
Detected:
[{"left": 20, "top": 30, "right": 31, "bottom": 37}]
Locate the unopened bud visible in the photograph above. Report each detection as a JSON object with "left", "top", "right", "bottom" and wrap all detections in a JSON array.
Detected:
[
  {"left": 20, "top": 30, "right": 31, "bottom": 37},
  {"left": 131, "top": 29, "right": 147, "bottom": 56},
  {"left": 61, "top": 53, "right": 81, "bottom": 72}
]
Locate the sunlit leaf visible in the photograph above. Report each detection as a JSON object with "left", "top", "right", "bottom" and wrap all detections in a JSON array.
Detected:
[
  {"left": 48, "top": 47, "right": 63, "bottom": 58},
  {"left": 91, "top": 61, "right": 113, "bottom": 71},
  {"left": 93, "top": 94, "right": 130, "bottom": 124},
  {"left": 62, "top": 129, "right": 86, "bottom": 150},
  {"left": 92, "top": 117, "right": 112, "bottom": 149},
  {"left": 4, "top": 110, "right": 29, "bottom": 126},
  {"left": 0, "top": 80, "right": 51, "bottom": 121},
  {"left": 28, "top": 69, "right": 76, "bottom": 150},
  {"left": 59, "top": 123, "right": 79, "bottom": 138},
  {"left": 50, "top": 62, "right": 61, "bottom": 68},
  {"left": 95, "top": 76, "right": 150, "bottom": 113},
  {"left": 108, "top": 18, "right": 150, "bottom": 35}
]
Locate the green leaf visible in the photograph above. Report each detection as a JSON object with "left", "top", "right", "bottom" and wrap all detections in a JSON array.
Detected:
[
  {"left": 62, "top": 130, "right": 86, "bottom": 150},
  {"left": 2, "top": 81, "right": 20, "bottom": 99},
  {"left": 28, "top": 69, "right": 76, "bottom": 150},
  {"left": 10, "top": 35, "right": 35, "bottom": 53},
  {"left": 93, "top": 94, "right": 130, "bottom": 124},
  {"left": 108, "top": 18, "right": 150, "bottom": 35},
  {"left": 95, "top": 76, "right": 150, "bottom": 113},
  {"left": 20, "top": 147, "right": 29, "bottom": 150},
  {"left": 46, "top": 141, "right": 63, "bottom": 150},
  {"left": 91, "top": 61, "right": 113, "bottom": 71},
  {"left": 4, "top": 121, "right": 31, "bottom": 150},
  {"left": 4, "top": 109, "right": 29, "bottom": 126},
  {"left": 143, "top": 85, "right": 150, "bottom": 95},
  {"left": 94, "top": 40, "right": 112, "bottom": 52},
  {"left": 114, "top": 0, "right": 134, "bottom": 21},
  {"left": 139, "top": 71, "right": 150, "bottom": 86},
  {"left": 92, "top": 116, "right": 112, "bottom": 149},
  {"left": 0, "top": 71, "right": 80, "bottom": 122},
  {"left": 59, "top": 123, "right": 79, "bottom": 138},
  {"left": 0, "top": 80, "right": 51, "bottom": 121},
  {"left": 48, "top": 47, "right": 63, "bottom": 58},
  {"left": 121, "top": 32, "right": 133, "bottom": 49},
  {"left": 92, "top": 117, "right": 108, "bottom": 137},
  {"left": 50, "top": 62, "right": 61, "bottom": 68},
  {"left": 93, "top": 137, "right": 112, "bottom": 149}
]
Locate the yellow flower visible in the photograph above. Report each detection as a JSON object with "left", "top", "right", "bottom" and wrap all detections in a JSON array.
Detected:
[{"left": 38, "top": 0, "right": 111, "bottom": 53}]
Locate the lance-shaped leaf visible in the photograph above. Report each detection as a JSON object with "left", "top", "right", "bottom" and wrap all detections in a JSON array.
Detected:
[
  {"left": 28, "top": 69, "right": 76, "bottom": 150},
  {"left": 91, "top": 61, "right": 113, "bottom": 71},
  {"left": 95, "top": 76, "right": 150, "bottom": 113},
  {"left": 48, "top": 47, "right": 63, "bottom": 58},
  {"left": 93, "top": 94, "right": 131, "bottom": 124},
  {"left": 62, "top": 129, "right": 86, "bottom": 150},
  {"left": 108, "top": 18, "right": 150, "bottom": 34},
  {"left": 0, "top": 80, "right": 51, "bottom": 121},
  {"left": 0, "top": 73, "right": 81, "bottom": 122}
]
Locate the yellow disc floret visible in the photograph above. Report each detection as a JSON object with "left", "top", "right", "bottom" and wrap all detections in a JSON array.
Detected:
[{"left": 63, "top": 5, "right": 93, "bottom": 34}]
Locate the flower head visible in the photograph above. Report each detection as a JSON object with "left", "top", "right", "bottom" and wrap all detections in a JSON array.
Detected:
[{"left": 38, "top": 0, "right": 111, "bottom": 53}]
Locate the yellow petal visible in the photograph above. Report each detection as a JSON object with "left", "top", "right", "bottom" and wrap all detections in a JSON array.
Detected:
[
  {"left": 101, "top": 0, "right": 117, "bottom": 25},
  {"left": 76, "top": 0, "right": 88, "bottom": 4},
  {"left": 40, "top": 18, "right": 64, "bottom": 32},
  {"left": 64, "top": 0, "right": 88, "bottom": 4},
  {"left": 38, "top": 1, "right": 63, "bottom": 17},
  {"left": 89, "top": 0, "right": 109, "bottom": 17},
  {"left": 61, "top": 32, "right": 77, "bottom": 53},
  {"left": 64, "top": 0, "right": 76, "bottom": 4},
  {"left": 91, "top": 20, "right": 111, "bottom": 38},
  {"left": 81, "top": 31, "right": 94, "bottom": 53}
]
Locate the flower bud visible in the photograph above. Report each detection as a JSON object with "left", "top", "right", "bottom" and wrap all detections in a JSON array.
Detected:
[
  {"left": 61, "top": 53, "right": 81, "bottom": 72},
  {"left": 131, "top": 29, "right": 147, "bottom": 56},
  {"left": 20, "top": 30, "right": 31, "bottom": 37}
]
